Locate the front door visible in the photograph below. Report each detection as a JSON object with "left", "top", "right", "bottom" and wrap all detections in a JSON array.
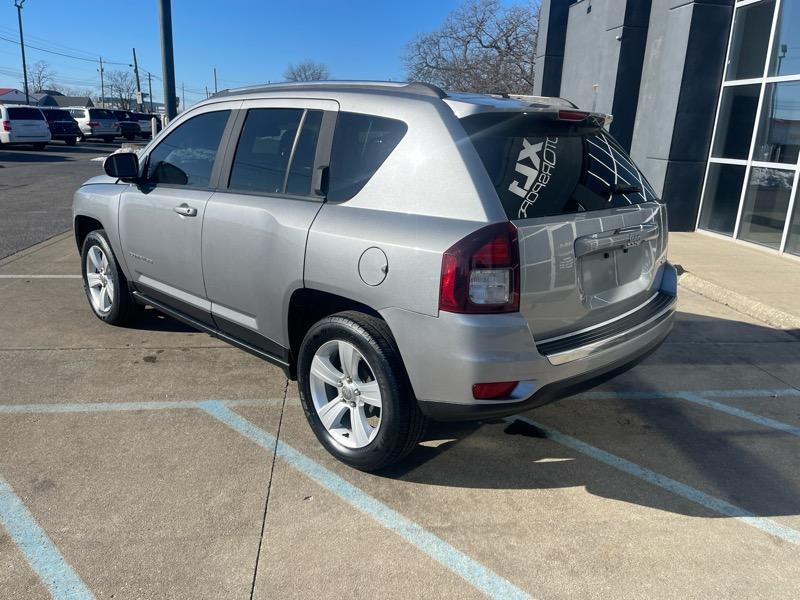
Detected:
[{"left": 118, "top": 106, "right": 236, "bottom": 323}]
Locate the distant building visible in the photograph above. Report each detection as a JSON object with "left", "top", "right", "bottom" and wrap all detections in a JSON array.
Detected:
[
  {"left": 0, "top": 88, "right": 93, "bottom": 108},
  {"left": 535, "top": 0, "right": 800, "bottom": 258}
]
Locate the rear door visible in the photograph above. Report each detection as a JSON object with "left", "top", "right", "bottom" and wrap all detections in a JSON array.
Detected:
[
  {"left": 7, "top": 107, "right": 49, "bottom": 142},
  {"left": 462, "top": 113, "right": 669, "bottom": 342},
  {"left": 201, "top": 98, "right": 337, "bottom": 356}
]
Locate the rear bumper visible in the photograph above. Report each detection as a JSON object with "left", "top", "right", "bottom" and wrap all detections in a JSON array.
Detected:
[{"left": 383, "top": 262, "right": 677, "bottom": 422}]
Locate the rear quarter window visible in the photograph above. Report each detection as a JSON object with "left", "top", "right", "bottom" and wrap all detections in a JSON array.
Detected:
[
  {"left": 8, "top": 107, "right": 44, "bottom": 120},
  {"left": 462, "top": 114, "right": 658, "bottom": 220},
  {"left": 327, "top": 112, "right": 407, "bottom": 202}
]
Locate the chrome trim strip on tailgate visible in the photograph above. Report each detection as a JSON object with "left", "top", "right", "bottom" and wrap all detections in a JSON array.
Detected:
[{"left": 543, "top": 297, "right": 676, "bottom": 365}]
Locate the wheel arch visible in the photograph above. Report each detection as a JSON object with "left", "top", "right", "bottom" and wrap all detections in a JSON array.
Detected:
[
  {"left": 74, "top": 214, "right": 104, "bottom": 250},
  {"left": 286, "top": 288, "right": 385, "bottom": 379}
]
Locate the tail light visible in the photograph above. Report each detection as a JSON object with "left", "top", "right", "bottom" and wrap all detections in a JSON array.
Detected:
[
  {"left": 2, "top": 120, "right": 10, "bottom": 132},
  {"left": 87, "top": 121, "right": 100, "bottom": 128},
  {"left": 439, "top": 222, "right": 520, "bottom": 314}
]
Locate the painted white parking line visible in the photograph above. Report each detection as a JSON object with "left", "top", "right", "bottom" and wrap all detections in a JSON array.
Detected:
[
  {"left": 507, "top": 415, "right": 800, "bottom": 546},
  {"left": 0, "top": 274, "right": 81, "bottom": 279},
  {"left": 583, "top": 389, "right": 800, "bottom": 438}
]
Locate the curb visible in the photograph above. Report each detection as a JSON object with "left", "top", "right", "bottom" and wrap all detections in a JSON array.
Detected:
[{"left": 678, "top": 269, "right": 800, "bottom": 331}]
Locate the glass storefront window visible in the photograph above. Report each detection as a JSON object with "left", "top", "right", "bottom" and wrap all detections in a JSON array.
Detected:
[
  {"left": 699, "top": 163, "right": 746, "bottom": 236},
  {"left": 726, "top": 0, "right": 776, "bottom": 81},
  {"left": 737, "top": 167, "right": 794, "bottom": 249},
  {"left": 711, "top": 84, "right": 760, "bottom": 159},
  {"left": 753, "top": 81, "right": 800, "bottom": 164},
  {"left": 769, "top": 0, "right": 800, "bottom": 77},
  {"left": 785, "top": 187, "right": 800, "bottom": 257}
]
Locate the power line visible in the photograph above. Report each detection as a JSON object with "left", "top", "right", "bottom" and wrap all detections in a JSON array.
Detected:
[{"left": 0, "top": 33, "right": 130, "bottom": 66}]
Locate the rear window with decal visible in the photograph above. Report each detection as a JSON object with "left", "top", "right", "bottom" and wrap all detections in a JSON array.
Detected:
[{"left": 461, "top": 113, "right": 658, "bottom": 220}]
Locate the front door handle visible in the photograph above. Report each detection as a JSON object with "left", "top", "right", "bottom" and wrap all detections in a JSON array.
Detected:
[{"left": 173, "top": 203, "right": 197, "bottom": 217}]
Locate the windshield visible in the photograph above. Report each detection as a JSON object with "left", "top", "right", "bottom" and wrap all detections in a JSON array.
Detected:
[
  {"left": 89, "top": 109, "right": 115, "bottom": 120},
  {"left": 461, "top": 113, "right": 659, "bottom": 220}
]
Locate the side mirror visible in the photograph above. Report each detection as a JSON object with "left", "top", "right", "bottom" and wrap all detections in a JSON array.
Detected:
[{"left": 104, "top": 152, "right": 140, "bottom": 182}]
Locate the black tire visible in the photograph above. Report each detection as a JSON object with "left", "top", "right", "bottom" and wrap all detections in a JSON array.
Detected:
[
  {"left": 33, "top": 142, "right": 47, "bottom": 150},
  {"left": 80, "top": 230, "right": 141, "bottom": 325},
  {"left": 298, "top": 311, "right": 427, "bottom": 472},
  {"left": 103, "top": 136, "right": 114, "bottom": 143},
  {"left": 124, "top": 134, "right": 135, "bottom": 141},
  {"left": 65, "top": 137, "right": 77, "bottom": 146}
]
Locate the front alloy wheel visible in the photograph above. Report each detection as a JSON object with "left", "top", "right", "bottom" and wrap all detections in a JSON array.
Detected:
[
  {"left": 85, "top": 245, "right": 114, "bottom": 315},
  {"left": 80, "top": 229, "right": 140, "bottom": 325}
]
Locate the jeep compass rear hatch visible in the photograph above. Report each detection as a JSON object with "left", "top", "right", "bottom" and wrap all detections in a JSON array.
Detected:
[{"left": 462, "top": 111, "right": 670, "bottom": 355}]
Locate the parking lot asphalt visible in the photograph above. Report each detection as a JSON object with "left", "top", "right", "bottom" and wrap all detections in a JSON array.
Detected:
[
  {"left": 0, "top": 141, "right": 143, "bottom": 259},
  {"left": 1, "top": 155, "right": 799, "bottom": 599}
]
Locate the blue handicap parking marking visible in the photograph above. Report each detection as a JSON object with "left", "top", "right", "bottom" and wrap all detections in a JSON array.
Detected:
[
  {"left": 198, "top": 400, "right": 532, "bottom": 600},
  {"left": 0, "top": 477, "right": 95, "bottom": 600}
]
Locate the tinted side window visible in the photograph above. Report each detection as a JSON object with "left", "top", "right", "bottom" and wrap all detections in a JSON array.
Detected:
[
  {"left": 69, "top": 109, "right": 86, "bottom": 119},
  {"left": 146, "top": 110, "right": 230, "bottom": 187},
  {"left": 328, "top": 113, "right": 407, "bottom": 202},
  {"left": 228, "top": 108, "right": 303, "bottom": 194},
  {"left": 286, "top": 110, "right": 323, "bottom": 195},
  {"left": 8, "top": 107, "right": 44, "bottom": 120}
]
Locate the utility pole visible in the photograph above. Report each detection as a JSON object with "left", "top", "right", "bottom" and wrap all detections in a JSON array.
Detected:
[
  {"left": 99, "top": 56, "right": 105, "bottom": 109},
  {"left": 147, "top": 72, "right": 153, "bottom": 112},
  {"left": 213, "top": 67, "right": 218, "bottom": 94},
  {"left": 132, "top": 48, "right": 143, "bottom": 111},
  {"left": 14, "top": 0, "right": 29, "bottom": 104},
  {"left": 181, "top": 82, "right": 185, "bottom": 113},
  {"left": 158, "top": 0, "right": 178, "bottom": 121}
]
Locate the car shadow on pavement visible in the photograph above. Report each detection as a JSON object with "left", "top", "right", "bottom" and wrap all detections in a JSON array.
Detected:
[
  {"left": 0, "top": 150, "right": 72, "bottom": 163},
  {"left": 378, "top": 312, "right": 800, "bottom": 520},
  {"left": 130, "top": 307, "right": 198, "bottom": 333}
]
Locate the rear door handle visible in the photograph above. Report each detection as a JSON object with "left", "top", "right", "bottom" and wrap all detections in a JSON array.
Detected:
[
  {"left": 173, "top": 203, "right": 197, "bottom": 217},
  {"left": 574, "top": 222, "right": 659, "bottom": 258}
]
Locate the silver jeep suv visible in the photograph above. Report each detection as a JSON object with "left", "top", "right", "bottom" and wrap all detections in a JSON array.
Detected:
[{"left": 73, "top": 81, "right": 676, "bottom": 471}]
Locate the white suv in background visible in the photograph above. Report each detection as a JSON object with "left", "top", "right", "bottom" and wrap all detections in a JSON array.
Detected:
[
  {"left": 0, "top": 104, "right": 51, "bottom": 149},
  {"left": 67, "top": 107, "right": 120, "bottom": 143}
]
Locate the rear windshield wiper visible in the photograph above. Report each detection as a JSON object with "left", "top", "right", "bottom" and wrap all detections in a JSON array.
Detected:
[{"left": 610, "top": 183, "right": 642, "bottom": 196}]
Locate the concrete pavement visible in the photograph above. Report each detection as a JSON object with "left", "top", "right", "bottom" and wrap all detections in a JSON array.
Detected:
[
  {"left": 1, "top": 233, "right": 798, "bottom": 599},
  {"left": 670, "top": 232, "right": 800, "bottom": 330}
]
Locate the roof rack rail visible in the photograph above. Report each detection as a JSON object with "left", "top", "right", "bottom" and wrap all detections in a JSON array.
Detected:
[{"left": 212, "top": 80, "right": 447, "bottom": 100}]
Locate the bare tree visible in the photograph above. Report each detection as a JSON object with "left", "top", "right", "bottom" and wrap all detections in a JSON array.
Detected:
[
  {"left": 403, "top": 0, "right": 539, "bottom": 94},
  {"left": 27, "top": 60, "right": 55, "bottom": 92},
  {"left": 105, "top": 70, "right": 137, "bottom": 109},
  {"left": 49, "top": 84, "right": 97, "bottom": 99},
  {"left": 284, "top": 61, "right": 330, "bottom": 82}
]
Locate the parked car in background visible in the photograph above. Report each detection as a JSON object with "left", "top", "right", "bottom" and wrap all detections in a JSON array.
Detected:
[
  {"left": 73, "top": 81, "right": 676, "bottom": 471},
  {"left": 67, "top": 107, "right": 120, "bottom": 142},
  {"left": 113, "top": 110, "right": 142, "bottom": 141},
  {"left": 40, "top": 108, "right": 81, "bottom": 146},
  {"left": 132, "top": 112, "right": 151, "bottom": 139},
  {"left": 0, "top": 104, "right": 51, "bottom": 149}
]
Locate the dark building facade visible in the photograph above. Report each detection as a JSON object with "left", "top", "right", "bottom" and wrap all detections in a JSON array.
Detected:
[{"left": 535, "top": 0, "right": 800, "bottom": 258}]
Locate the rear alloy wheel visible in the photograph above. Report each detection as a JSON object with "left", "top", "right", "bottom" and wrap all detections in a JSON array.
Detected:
[
  {"left": 298, "top": 312, "right": 427, "bottom": 472},
  {"left": 80, "top": 230, "right": 140, "bottom": 325},
  {"left": 309, "top": 339, "right": 383, "bottom": 449},
  {"left": 65, "top": 137, "right": 77, "bottom": 146}
]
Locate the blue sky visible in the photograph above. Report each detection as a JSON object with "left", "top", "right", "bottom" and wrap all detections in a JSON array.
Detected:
[{"left": 0, "top": 0, "right": 492, "bottom": 106}]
